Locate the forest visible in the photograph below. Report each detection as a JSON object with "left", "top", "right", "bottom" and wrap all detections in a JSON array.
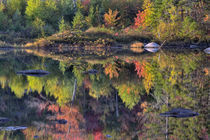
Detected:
[
  {"left": 0, "top": 0, "right": 209, "bottom": 139},
  {"left": 0, "top": 0, "right": 209, "bottom": 47}
]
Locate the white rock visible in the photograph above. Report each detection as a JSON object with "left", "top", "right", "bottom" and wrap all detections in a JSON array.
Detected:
[
  {"left": 145, "top": 42, "right": 160, "bottom": 48},
  {"left": 204, "top": 47, "right": 210, "bottom": 54},
  {"left": 144, "top": 47, "right": 159, "bottom": 53}
]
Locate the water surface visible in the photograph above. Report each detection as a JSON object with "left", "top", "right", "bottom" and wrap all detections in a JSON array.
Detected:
[{"left": 0, "top": 48, "right": 209, "bottom": 140}]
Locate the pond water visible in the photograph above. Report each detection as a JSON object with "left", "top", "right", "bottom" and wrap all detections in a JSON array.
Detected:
[{"left": 0, "top": 48, "right": 209, "bottom": 140}]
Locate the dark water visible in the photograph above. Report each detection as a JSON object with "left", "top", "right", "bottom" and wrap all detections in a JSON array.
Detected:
[{"left": 0, "top": 48, "right": 209, "bottom": 140}]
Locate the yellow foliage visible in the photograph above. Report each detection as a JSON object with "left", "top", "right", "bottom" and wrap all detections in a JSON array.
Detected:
[
  {"left": 130, "top": 42, "right": 144, "bottom": 48},
  {"left": 142, "top": 0, "right": 154, "bottom": 27},
  {"left": 143, "top": 62, "right": 154, "bottom": 94},
  {"left": 104, "top": 63, "right": 120, "bottom": 79},
  {"left": 25, "top": 39, "right": 52, "bottom": 47},
  {"left": 169, "top": 65, "right": 177, "bottom": 85},
  {"left": 104, "top": 9, "right": 120, "bottom": 27}
]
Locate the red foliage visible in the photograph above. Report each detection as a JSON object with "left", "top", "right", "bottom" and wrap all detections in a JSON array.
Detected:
[
  {"left": 134, "top": 10, "right": 146, "bottom": 29},
  {"left": 82, "top": 0, "right": 90, "bottom": 6},
  {"left": 133, "top": 60, "right": 147, "bottom": 78}
]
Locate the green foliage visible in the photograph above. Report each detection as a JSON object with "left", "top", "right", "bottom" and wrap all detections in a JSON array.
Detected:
[
  {"left": 59, "top": 17, "right": 70, "bottom": 32},
  {"left": 179, "top": 17, "right": 202, "bottom": 40},
  {"left": 117, "top": 82, "right": 142, "bottom": 109},
  {"left": 72, "top": 10, "right": 86, "bottom": 30},
  {"left": 0, "top": 11, "right": 9, "bottom": 31},
  {"left": 89, "top": 74, "right": 112, "bottom": 99},
  {"left": 7, "top": 0, "right": 26, "bottom": 16},
  {"left": 32, "top": 18, "right": 45, "bottom": 37},
  {"left": 0, "top": 2, "right": 5, "bottom": 11},
  {"left": 9, "top": 9, "right": 23, "bottom": 31},
  {"left": 0, "top": 0, "right": 207, "bottom": 41},
  {"left": 86, "top": 5, "right": 95, "bottom": 27},
  {"left": 25, "top": 0, "right": 59, "bottom": 27},
  {"left": 153, "top": 20, "right": 179, "bottom": 41},
  {"left": 0, "top": 2, "right": 9, "bottom": 31},
  {"left": 58, "top": 0, "right": 75, "bottom": 22}
]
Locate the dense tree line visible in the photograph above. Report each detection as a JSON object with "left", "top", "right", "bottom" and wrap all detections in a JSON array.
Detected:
[{"left": 0, "top": 0, "right": 209, "bottom": 41}]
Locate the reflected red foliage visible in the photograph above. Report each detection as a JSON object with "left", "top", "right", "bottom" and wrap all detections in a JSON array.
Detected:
[{"left": 133, "top": 60, "right": 147, "bottom": 78}]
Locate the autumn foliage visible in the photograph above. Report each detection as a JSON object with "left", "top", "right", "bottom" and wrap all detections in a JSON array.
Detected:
[
  {"left": 104, "top": 9, "right": 120, "bottom": 27},
  {"left": 134, "top": 10, "right": 146, "bottom": 29},
  {"left": 133, "top": 60, "right": 147, "bottom": 78},
  {"left": 104, "top": 63, "right": 120, "bottom": 79}
]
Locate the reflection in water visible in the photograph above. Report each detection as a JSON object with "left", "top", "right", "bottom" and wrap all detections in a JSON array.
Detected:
[
  {"left": 0, "top": 49, "right": 209, "bottom": 139},
  {"left": 160, "top": 108, "right": 199, "bottom": 118},
  {"left": 204, "top": 47, "right": 210, "bottom": 54},
  {"left": 144, "top": 47, "right": 159, "bottom": 53},
  {"left": 16, "top": 70, "right": 50, "bottom": 77}
]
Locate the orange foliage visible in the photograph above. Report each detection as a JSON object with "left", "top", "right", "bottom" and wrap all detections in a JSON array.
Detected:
[
  {"left": 203, "top": 68, "right": 208, "bottom": 75},
  {"left": 134, "top": 10, "right": 146, "bottom": 29},
  {"left": 133, "top": 60, "right": 147, "bottom": 78},
  {"left": 24, "top": 105, "right": 86, "bottom": 140},
  {"left": 203, "top": 14, "right": 208, "bottom": 22},
  {"left": 104, "top": 9, "right": 120, "bottom": 27},
  {"left": 47, "top": 105, "right": 85, "bottom": 140},
  {"left": 140, "top": 101, "right": 148, "bottom": 113},
  {"left": 104, "top": 63, "right": 120, "bottom": 79}
]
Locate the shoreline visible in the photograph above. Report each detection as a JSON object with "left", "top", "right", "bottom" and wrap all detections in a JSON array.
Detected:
[{"left": 0, "top": 31, "right": 209, "bottom": 50}]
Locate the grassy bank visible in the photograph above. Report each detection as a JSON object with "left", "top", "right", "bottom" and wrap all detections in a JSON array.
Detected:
[
  {"left": 24, "top": 28, "right": 209, "bottom": 49},
  {"left": 24, "top": 27, "right": 152, "bottom": 48},
  {"left": 0, "top": 31, "right": 33, "bottom": 48}
]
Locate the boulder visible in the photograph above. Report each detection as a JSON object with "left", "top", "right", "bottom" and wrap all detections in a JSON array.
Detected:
[
  {"left": 204, "top": 47, "right": 210, "bottom": 54},
  {"left": 145, "top": 42, "right": 160, "bottom": 48}
]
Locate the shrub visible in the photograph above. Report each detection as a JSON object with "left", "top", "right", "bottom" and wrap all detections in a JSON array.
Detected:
[
  {"left": 0, "top": 12, "right": 9, "bottom": 31},
  {"left": 134, "top": 10, "right": 146, "bottom": 29},
  {"left": 25, "top": 0, "right": 59, "bottom": 27},
  {"left": 72, "top": 10, "right": 86, "bottom": 30},
  {"left": 85, "top": 5, "right": 95, "bottom": 27},
  {"left": 0, "top": 2, "right": 9, "bottom": 31},
  {"left": 44, "top": 24, "right": 56, "bottom": 36},
  {"left": 104, "top": 9, "right": 120, "bottom": 28},
  {"left": 32, "top": 18, "right": 46, "bottom": 37},
  {"left": 58, "top": 0, "right": 75, "bottom": 22},
  {"left": 9, "top": 9, "right": 24, "bottom": 32},
  {"left": 59, "top": 17, "right": 70, "bottom": 32},
  {"left": 153, "top": 20, "right": 179, "bottom": 41},
  {"left": 7, "top": 0, "right": 26, "bottom": 16},
  {"left": 179, "top": 17, "right": 202, "bottom": 40}
]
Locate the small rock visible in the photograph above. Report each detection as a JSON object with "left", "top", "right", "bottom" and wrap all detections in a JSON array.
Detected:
[
  {"left": 106, "top": 134, "right": 112, "bottom": 138},
  {"left": 160, "top": 108, "right": 199, "bottom": 118},
  {"left": 145, "top": 42, "right": 160, "bottom": 48},
  {"left": 204, "top": 47, "right": 210, "bottom": 54},
  {"left": 57, "top": 119, "right": 67, "bottom": 124},
  {"left": 144, "top": 47, "right": 159, "bottom": 53},
  {"left": 83, "top": 69, "right": 98, "bottom": 74},
  {"left": 34, "top": 135, "right": 39, "bottom": 139},
  {"left": 0, "top": 117, "right": 10, "bottom": 124},
  {"left": 16, "top": 70, "right": 50, "bottom": 77},
  {"left": 190, "top": 44, "right": 198, "bottom": 49}
]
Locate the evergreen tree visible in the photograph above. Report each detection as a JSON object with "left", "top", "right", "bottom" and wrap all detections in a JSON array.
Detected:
[{"left": 72, "top": 10, "right": 86, "bottom": 30}]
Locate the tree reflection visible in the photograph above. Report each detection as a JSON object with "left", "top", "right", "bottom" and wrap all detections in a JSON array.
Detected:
[{"left": 0, "top": 50, "right": 208, "bottom": 139}]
